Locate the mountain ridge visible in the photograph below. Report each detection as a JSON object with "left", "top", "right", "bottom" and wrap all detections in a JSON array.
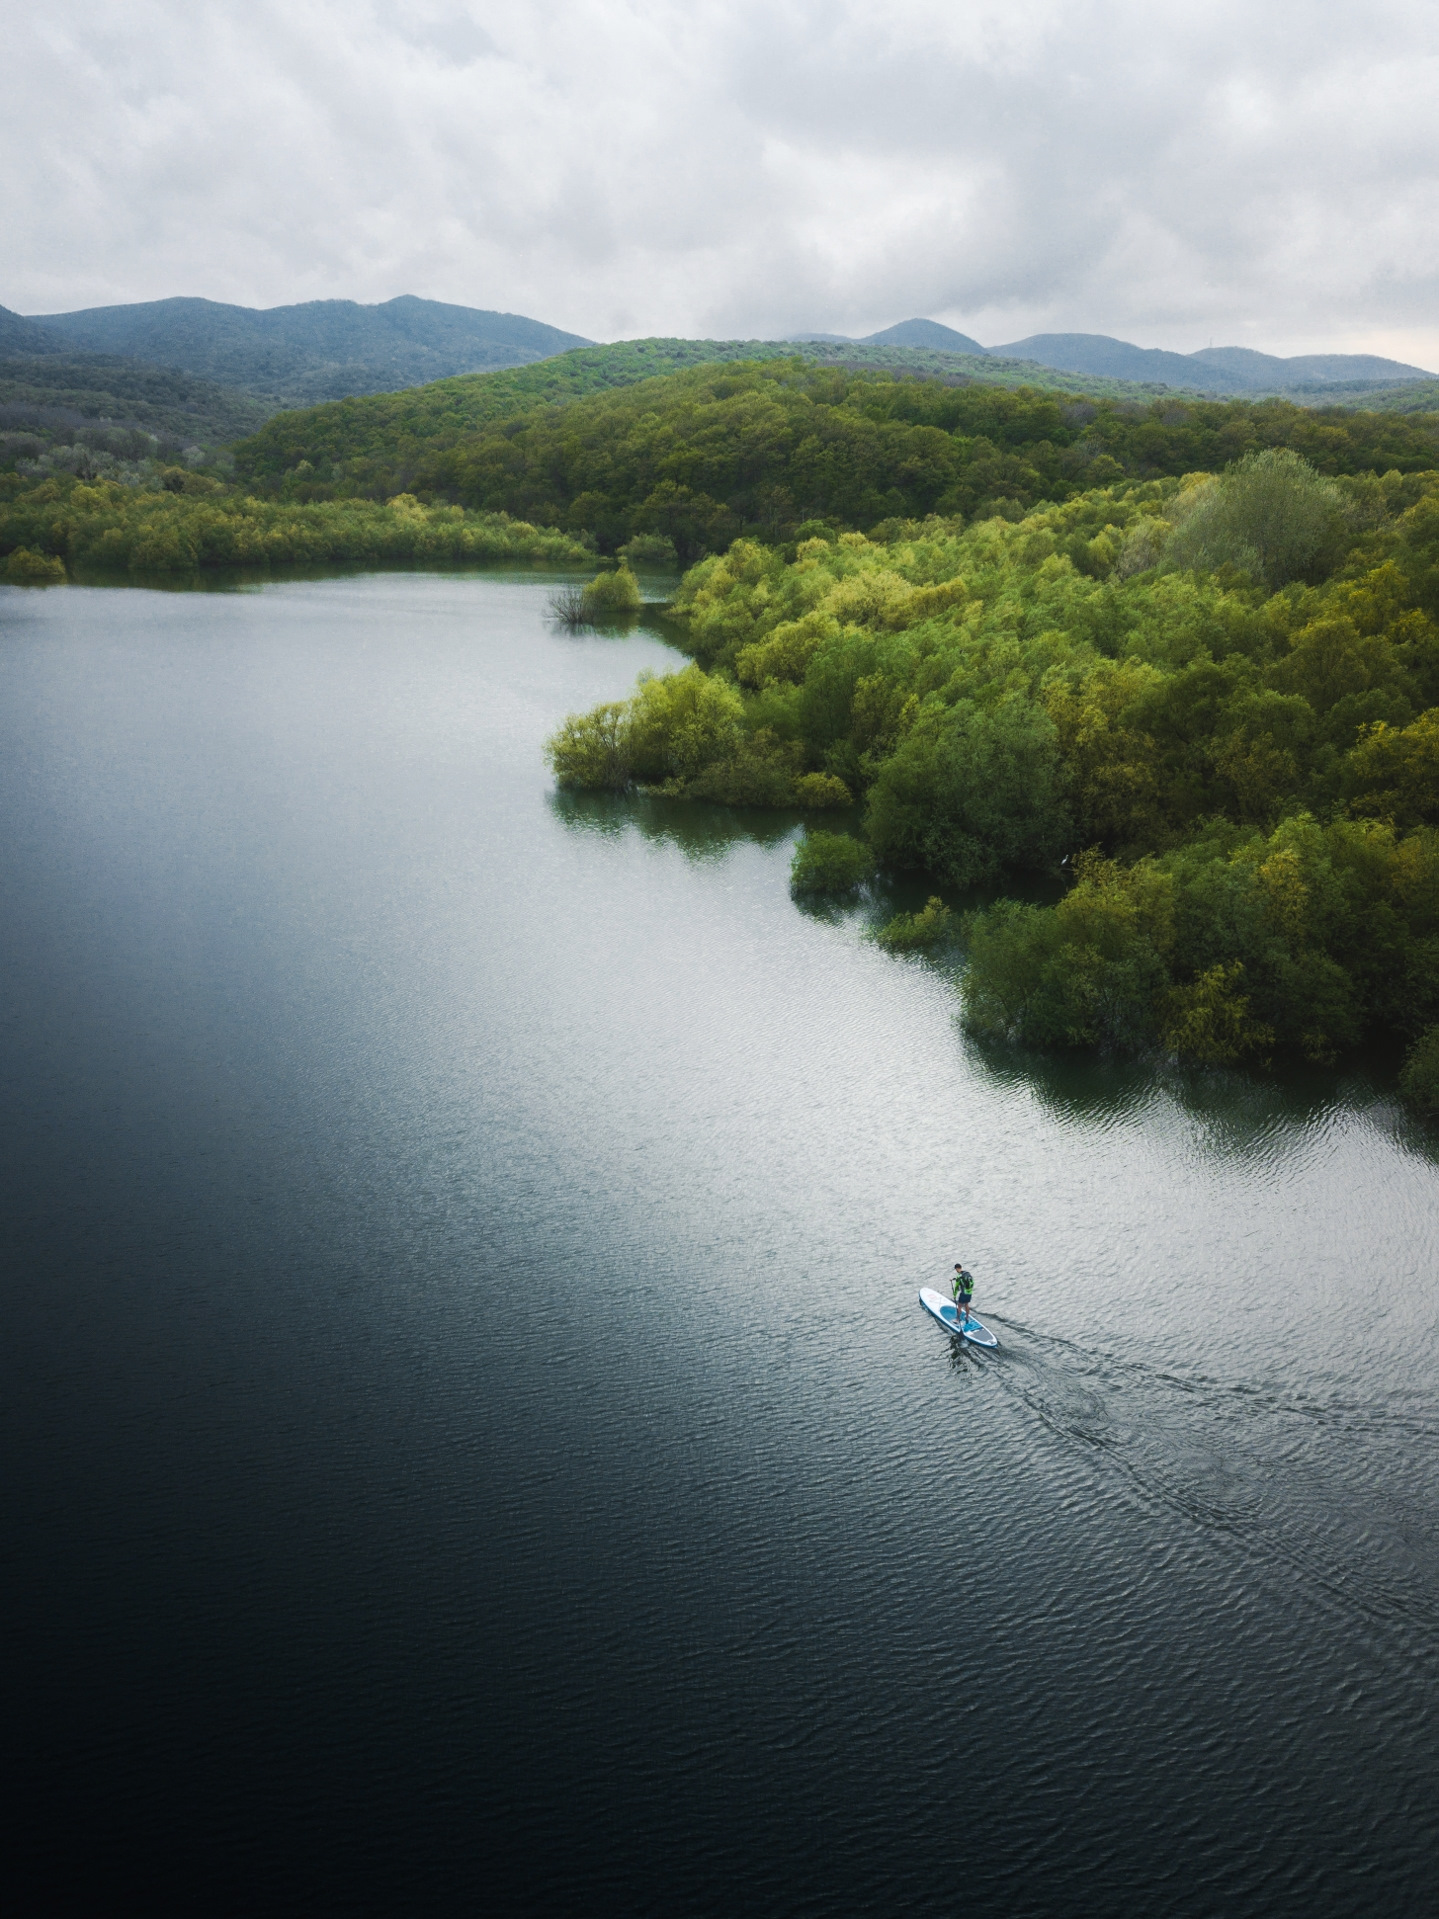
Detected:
[
  {"left": 14, "top": 295, "right": 593, "bottom": 407},
  {"left": 786, "top": 321, "right": 1432, "bottom": 392},
  {"left": 991, "top": 330, "right": 1431, "bottom": 391}
]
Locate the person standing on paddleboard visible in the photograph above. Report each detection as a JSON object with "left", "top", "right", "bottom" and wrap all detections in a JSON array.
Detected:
[{"left": 952, "top": 1262, "right": 975, "bottom": 1328}]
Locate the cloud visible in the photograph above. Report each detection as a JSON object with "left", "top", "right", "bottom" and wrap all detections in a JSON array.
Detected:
[{"left": 4, "top": 0, "right": 1439, "bottom": 362}]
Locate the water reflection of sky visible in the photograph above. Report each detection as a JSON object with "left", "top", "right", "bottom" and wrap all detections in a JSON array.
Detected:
[{"left": 3, "top": 572, "right": 1436, "bottom": 1916}]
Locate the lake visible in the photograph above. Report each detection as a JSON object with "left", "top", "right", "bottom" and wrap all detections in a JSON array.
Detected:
[{"left": 2, "top": 573, "right": 1437, "bottom": 1915}]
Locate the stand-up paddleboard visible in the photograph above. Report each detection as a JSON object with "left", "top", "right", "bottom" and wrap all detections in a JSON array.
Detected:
[{"left": 919, "top": 1287, "right": 999, "bottom": 1348}]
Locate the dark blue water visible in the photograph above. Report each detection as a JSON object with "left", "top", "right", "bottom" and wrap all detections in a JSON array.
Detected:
[{"left": 3, "top": 575, "right": 1437, "bottom": 1915}]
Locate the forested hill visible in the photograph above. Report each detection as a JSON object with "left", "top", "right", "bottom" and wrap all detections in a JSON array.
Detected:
[
  {"left": 1, "top": 356, "right": 271, "bottom": 455},
  {"left": 21, "top": 296, "right": 593, "bottom": 407},
  {"left": 230, "top": 337, "right": 1197, "bottom": 492},
  {"left": 233, "top": 356, "right": 1439, "bottom": 559}
]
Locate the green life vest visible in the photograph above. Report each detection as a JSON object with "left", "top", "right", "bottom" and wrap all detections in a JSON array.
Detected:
[{"left": 954, "top": 1268, "right": 974, "bottom": 1300}]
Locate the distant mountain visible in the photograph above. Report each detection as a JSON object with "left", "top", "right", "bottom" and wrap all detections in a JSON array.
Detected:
[
  {"left": 21, "top": 295, "right": 594, "bottom": 407},
  {"left": 788, "top": 318, "right": 989, "bottom": 354},
  {"left": 0, "top": 304, "right": 64, "bottom": 354},
  {"left": 861, "top": 318, "right": 987, "bottom": 353},
  {"left": 993, "top": 334, "right": 1228, "bottom": 389},
  {"left": 1189, "top": 345, "right": 1432, "bottom": 385},
  {"left": 991, "top": 332, "right": 1432, "bottom": 393}
]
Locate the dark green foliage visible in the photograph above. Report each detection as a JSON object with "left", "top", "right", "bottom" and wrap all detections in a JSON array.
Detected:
[
  {"left": 229, "top": 337, "right": 1223, "bottom": 500},
  {"left": 231, "top": 353, "right": 1439, "bottom": 540},
  {"left": 790, "top": 831, "right": 876, "bottom": 895},
  {"left": 617, "top": 531, "right": 678, "bottom": 568},
  {"left": 394, "top": 364, "right": 1439, "bottom": 559},
  {"left": 1399, "top": 1026, "right": 1439, "bottom": 1110},
  {"left": 961, "top": 819, "right": 1439, "bottom": 1063},
  {"left": 0, "top": 355, "right": 270, "bottom": 464},
  {"left": 1165, "top": 449, "right": 1349, "bottom": 589},
  {"left": 865, "top": 696, "right": 1069, "bottom": 885}
]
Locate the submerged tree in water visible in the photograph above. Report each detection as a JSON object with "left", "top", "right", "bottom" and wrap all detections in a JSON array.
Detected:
[{"left": 790, "top": 830, "right": 875, "bottom": 896}]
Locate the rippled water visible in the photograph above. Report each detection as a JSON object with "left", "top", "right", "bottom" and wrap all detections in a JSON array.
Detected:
[{"left": 2, "top": 575, "right": 1437, "bottom": 1914}]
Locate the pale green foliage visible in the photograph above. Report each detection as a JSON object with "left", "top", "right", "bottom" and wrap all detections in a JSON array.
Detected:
[
  {"left": 546, "top": 701, "right": 632, "bottom": 790},
  {"left": 1164, "top": 449, "right": 1348, "bottom": 590},
  {"left": 626, "top": 666, "right": 744, "bottom": 781},
  {"left": 0, "top": 476, "right": 591, "bottom": 573},
  {"left": 580, "top": 566, "right": 643, "bottom": 618},
  {"left": 546, "top": 664, "right": 745, "bottom": 792}
]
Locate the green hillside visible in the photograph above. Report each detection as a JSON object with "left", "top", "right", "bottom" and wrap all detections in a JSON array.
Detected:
[
  {"left": 230, "top": 337, "right": 1209, "bottom": 493},
  {"left": 0, "top": 354, "right": 271, "bottom": 468},
  {"left": 1327, "top": 379, "right": 1439, "bottom": 415},
  {"left": 234, "top": 354, "right": 1439, "bottom": 560}
]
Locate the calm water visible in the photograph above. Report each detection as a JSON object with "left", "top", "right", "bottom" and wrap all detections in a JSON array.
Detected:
[{"left": 2, "top": 575, "right": 1437, "bottom": 1915}]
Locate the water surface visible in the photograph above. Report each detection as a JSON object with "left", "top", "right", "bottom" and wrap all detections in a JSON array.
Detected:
[{"left": 2, "top": 575, "right": 1436, "bottom": 1914}]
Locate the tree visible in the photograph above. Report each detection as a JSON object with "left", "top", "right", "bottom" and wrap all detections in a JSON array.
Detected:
[{"left": 1165, "top": 448, "right": 1349, "bottom": 590}]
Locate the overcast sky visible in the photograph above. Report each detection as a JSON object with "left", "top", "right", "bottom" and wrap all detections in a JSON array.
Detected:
[{"left": 5, "top": 0, "right": 1439, "bottom": 362}]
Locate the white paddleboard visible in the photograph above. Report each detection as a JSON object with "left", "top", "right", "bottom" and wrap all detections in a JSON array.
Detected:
[{"left": 919, "top": 1287, "right": 999, "bottom": 1348}]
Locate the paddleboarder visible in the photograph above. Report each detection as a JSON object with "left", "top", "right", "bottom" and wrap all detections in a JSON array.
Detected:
[{"left": 951, "top": 1261, "right": 975, "bottom": 1328}]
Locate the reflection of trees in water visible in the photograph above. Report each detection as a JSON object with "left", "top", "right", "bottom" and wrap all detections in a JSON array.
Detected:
[
  {"left": 549, "top": 787, "right": 801, "bottom": 863},
  {"left": 552, "top": 783, "right": 1439, "bottom": 1164},
  {"left": 965, "top": 1030, "right": 1439, "bottom": 1165}
]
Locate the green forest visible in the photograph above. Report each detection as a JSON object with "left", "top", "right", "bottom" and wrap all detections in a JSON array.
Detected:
[
  {"left": 0, "top": 471, "right": 588, "bottom": 575},
  {"left": 9, "top": 341, "right": 1439, "bottom": 1096},
  {"left": 548, "top": 447, "right": 1439, "bottom": 1098},
  {"left": 230, "top": 345, "right": 1295, "bottom": 502},
  {"left": 233, "top": 358, "right": 1439, "bottom": 559}
]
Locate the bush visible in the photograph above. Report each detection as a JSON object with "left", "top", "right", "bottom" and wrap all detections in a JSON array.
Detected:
[
  {"left": 579, "top": 566, "right": 643, "bottom": 618},
  {"left": 548, "top": 584, "right": 590, "bottom": 627},
  {"left": 618, "top": 532, "right": 678, "bottom": 568},
  {"left": 874, "top": 896, "right": 954, "bottom": 952},
  {"left": 546, "top": 702, "right": 632, "bottom": 789},
  {"left": 625, "top": 665, "right": 745, "bottom": 782},
  {"left": 5, "top": 546, "right": 66, "bottom": 584},
  {"left": 865, "top": 694, "right": 1069, "bottom": 886},
  {"left": 1161, "top": 961, "right": 1273, "bottom": 1064},
  {"left": 790, "top": 830, "right": 875, "bottom": 896},
  {"left": 1399, "top": 1026, "right": 1439, "bottom": 1112},
  {"left": 682, "top": 729, "right": 801, "bottom": 804},
  {"left": 961, "top": 858, "right": 1174, "bottom": 1051},
  {"left": 794, "top": 771, "right": 852, "bottom": 808}
]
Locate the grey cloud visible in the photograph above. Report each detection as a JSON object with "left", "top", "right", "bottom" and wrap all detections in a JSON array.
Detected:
[{"left": 4, "top": 0, "right": 1438, "bottom": 364}]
